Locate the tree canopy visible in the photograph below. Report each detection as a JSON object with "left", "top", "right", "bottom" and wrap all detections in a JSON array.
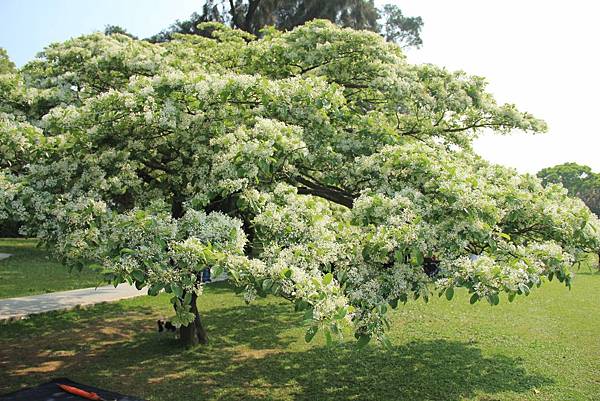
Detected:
[
  {"left": 538, "top": 163, "right": 600, "bottom": 217},
  {"left": 1, "top": 21, "right": 599, "bottom": 347},
  {"left": 0, "top": 48, "right": 16, "bottom": 74},
  {"left": 148, "top": 0, "right": 423, "bottom": 48}
]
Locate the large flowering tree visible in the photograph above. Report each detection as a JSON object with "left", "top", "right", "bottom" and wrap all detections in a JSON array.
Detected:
[{"left": 1, "top": 21, "right": 599, "bottom": 347}]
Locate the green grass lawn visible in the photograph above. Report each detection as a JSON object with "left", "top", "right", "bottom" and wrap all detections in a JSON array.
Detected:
[
  {"left": 1, "top": 267, "right": 599, "bottom": 400},
  {"left": 0, "top": 238, "right": 104, "bottom": 298}
]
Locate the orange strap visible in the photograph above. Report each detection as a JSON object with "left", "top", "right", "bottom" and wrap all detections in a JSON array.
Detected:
[{"left": 57, "top": 383, "right": 103, "bottom": 401}]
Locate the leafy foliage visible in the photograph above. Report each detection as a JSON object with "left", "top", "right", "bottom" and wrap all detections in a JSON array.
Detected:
[
  {"left": 538, "top": 163, "right": 600, "bottom": 217},
  {"left": 1, "top": 21, "right": 599, "bottom": 345},
  {"left": 0, "top": 48, "right": 16, "bottom": 74},
  {"left": 104, "top": 25, "right": 138, "bottom": 39},
  {"left": 0, "top": 238, "right": 103, "bottom": 298}
]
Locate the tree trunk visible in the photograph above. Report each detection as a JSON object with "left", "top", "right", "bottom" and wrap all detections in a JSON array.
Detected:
[
  {"left": 178, "top": 292, "right": 208, "bottom": 347},
  {"left": 169, "top": 196, "right": 209, "bottom": 347}
]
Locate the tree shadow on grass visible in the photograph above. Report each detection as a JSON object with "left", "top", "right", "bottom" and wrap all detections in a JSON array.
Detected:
[
  {"left": 203, "top": 301, "right": 302, "bottom": 349},
  {"left": 0, "top": 299, "right": 301, "bottom": 393},
  {"left": 1, "top": 291, "right": 552, "bottom": 401},
  {"left": 221, "top": 340, "right": 551, "bottom": 401},
  {"left": 89, "top": 337, "right": 551, "bottom": 401}
]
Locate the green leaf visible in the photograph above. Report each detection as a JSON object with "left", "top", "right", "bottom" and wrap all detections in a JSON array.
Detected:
[
  {"left": 445, "top": 287, "right": 454, "bottom": 301},
  {"left": 183, "top": 292, "right": 192, "bottom": 305},
  {"left": 211, "top": 265, "right": 224, "bottom": 278},
  {"left": 508, "top": 292, "right": 516, "bottom": 302},
  {"left": 131, "top": 270, "right": 145, "bottom": 282},
  {"left": 257, "top": 159, "right": 270, "bottom": 174},
  {"left": 262, "top": 278, "right": 273, "bottom": 291},
  {"left": 518, "top": 283, "right": 530, "bottom": 295},
  {"left": 305, "top": 326, "right": 318, "bottom": 343},
  {"left": 334, "top": 307, "right": 347, "bottom": 320},
  {"left": 171, "top": 283, "right": 183, "bottom": 298},
  {"left": 294, "top": 300, "right": 309, "bottom": 311},
  {"left": 322, "top": 272, "right": 333, "bottom": 286},
  {"left": 356, "top": 334, "right": 371, "bottom": 348},
  {"left": 147, "top": 284, "right": 162, "bottom": 296},
  {"left": 229, "top": 269, "right": 241, "bottom": 283},
  {"left": 469, "top": 293, "right": 479, "bottom": 304},
  {"left": 410, "top": 249, "right": 424, "bottom": 266},
  {"left": 488, "top": 293, "right": 500, "bottom": 305},
  {"left": 120, "top": 248, "right": 135, "bottom": 255}
]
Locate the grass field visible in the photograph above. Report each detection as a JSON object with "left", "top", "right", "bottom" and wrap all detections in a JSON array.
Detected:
[
  {"left": 1, "top": 264, "right": 598, "bottom": 400},
  {"left": 0, "top": 238, "right": 104, "bottom": 298}
]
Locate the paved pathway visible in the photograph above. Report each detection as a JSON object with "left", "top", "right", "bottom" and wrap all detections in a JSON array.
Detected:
[
  {"left": 0, "top": 274, "right": 229, "bottom": 321},
  {"left": 0, "top": 253, "right": 12, "bottom": 260},
  {"left": 0, "top": 284, "right": 145, "bottom": 321}
]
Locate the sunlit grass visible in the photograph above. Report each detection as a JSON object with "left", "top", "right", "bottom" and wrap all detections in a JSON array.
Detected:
[{"left": 0, "top": 238, "right": 103, "bottom": 298}]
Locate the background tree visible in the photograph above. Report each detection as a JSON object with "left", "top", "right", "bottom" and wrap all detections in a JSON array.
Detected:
[
  {"left": 2, "top": 21, "right": 599, "bottom": 348},
  {"left": 148, "top": 0, "right": 423, "bottom": 48},
  {"left": 0, "top": 48, "right": 16, "bottom": 74},
  {"left": 104, "top": 24, "right": 138, "bottom": 39},
  {"left": 538, "top": 163, "right": 600, "bottom": 267},
  {"left": 0, "top": 48, "right": 20, "bottom": 236},
  {"left": 537, "top": 163, "right": 600, "bottom": 216}
]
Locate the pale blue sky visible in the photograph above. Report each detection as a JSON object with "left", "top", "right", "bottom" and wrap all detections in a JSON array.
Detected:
[
  {"left": 2, "top": 1, "right": 599, "bottom": 173},
  {"left": 0, "top": 0, "right": 200, "bottom": 66}
]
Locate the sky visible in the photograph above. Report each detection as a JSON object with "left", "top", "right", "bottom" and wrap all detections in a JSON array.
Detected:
[{"left": 1, "top": 0, "right": 599, "bottom": 174}]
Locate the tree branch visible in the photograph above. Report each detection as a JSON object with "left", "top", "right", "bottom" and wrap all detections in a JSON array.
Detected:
[{"left": 294, "top": 176, "right": 355, "bottom": 208}]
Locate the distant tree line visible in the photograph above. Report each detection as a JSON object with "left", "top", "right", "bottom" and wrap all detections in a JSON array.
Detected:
[{"left": 106, "top": 0, "right": 423, "bottom": 48}]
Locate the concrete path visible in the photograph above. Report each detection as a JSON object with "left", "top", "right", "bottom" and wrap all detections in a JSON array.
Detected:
[
  {"left": 0, "top": 253, "right": 12, "bottom": 260},
  {"left": 0, "top": 284, "right": 145, "bottom": 321}
]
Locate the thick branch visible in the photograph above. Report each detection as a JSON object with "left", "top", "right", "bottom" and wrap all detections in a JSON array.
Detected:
[
  {"left": 442, "top": 121, "right": 504, "bottom": 133},
  {"left": 295, "top": 176, "right": 355, "bottom": 208}
]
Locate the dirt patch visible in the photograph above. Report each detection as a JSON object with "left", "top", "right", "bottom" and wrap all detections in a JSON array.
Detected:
[
  {"left": 147, "top": 371, "right": 191, "bottom": 384},
  {"left": 0, "top": 305, "right": 161, "bottom": 393},
  {"left": 232, "top": 347, "right": 282, "bottom": 362},
  {"left": 12, "top": 360, "right": 64, "bottom": 375}
]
